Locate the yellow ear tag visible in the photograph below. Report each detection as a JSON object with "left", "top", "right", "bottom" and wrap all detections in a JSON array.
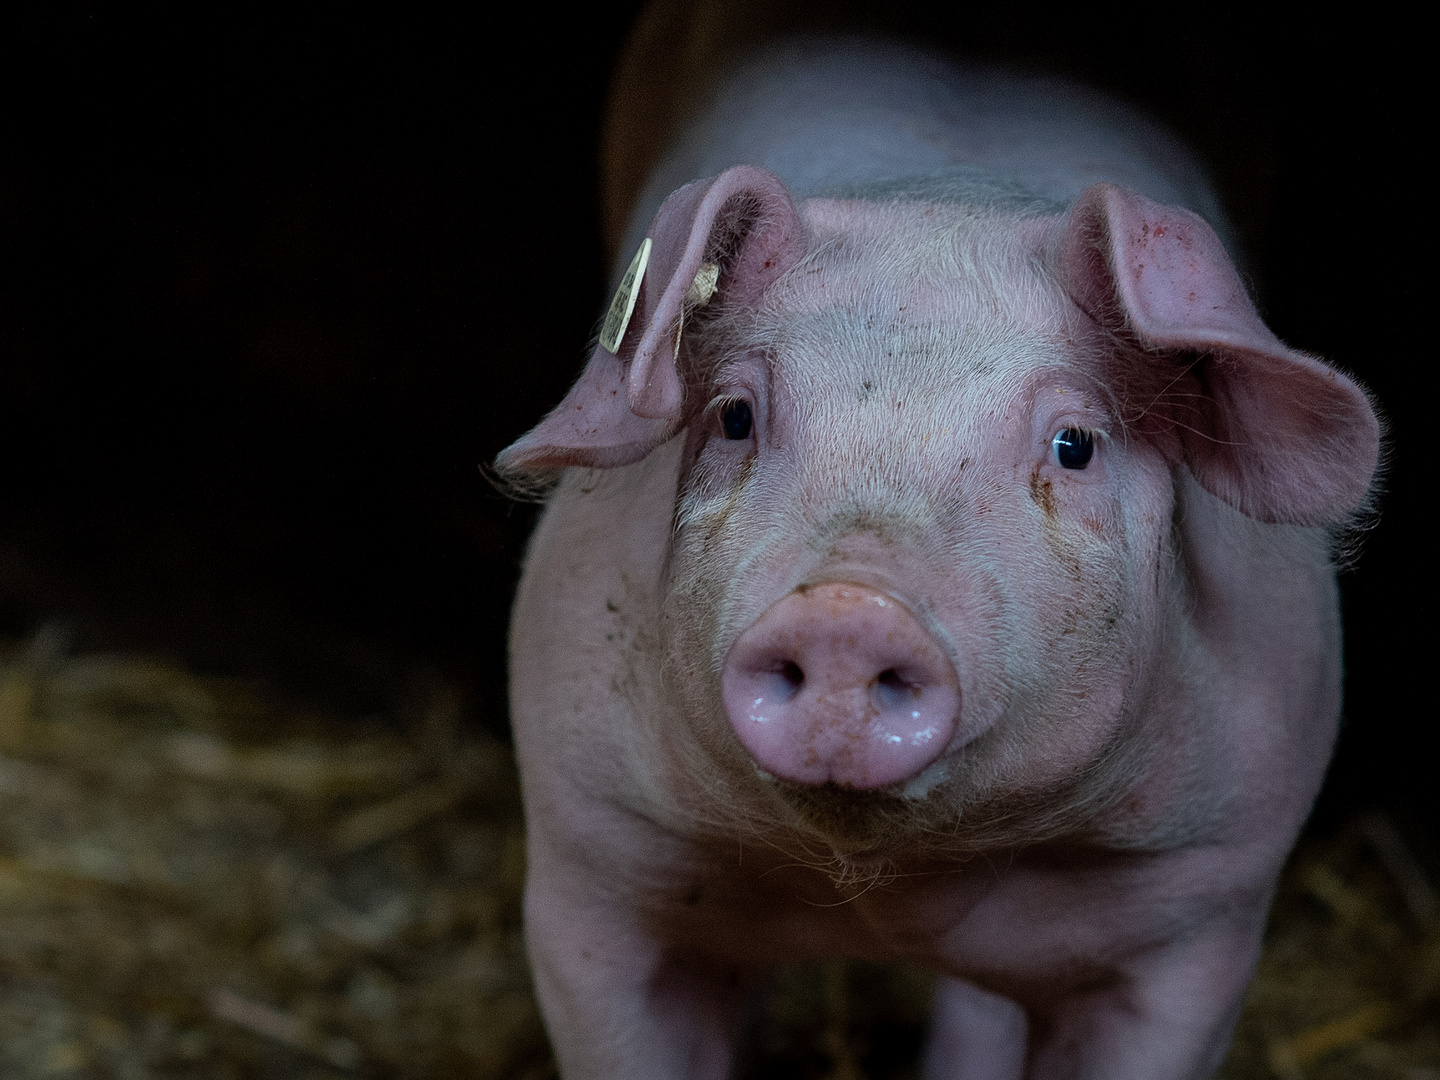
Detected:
[
  {"left": 599, "top": 237, "right": 652, "bottom": 355},
  {"left": 687, "top": 261, "right": 719, "bottom": 306}
]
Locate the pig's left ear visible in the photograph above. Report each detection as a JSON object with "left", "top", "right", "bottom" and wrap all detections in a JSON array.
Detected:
[
  {"left": 496, "top": 165, "right": 806, "bottom": 475},
  {"left": 1053, "top": 183, "right": 1380, "bottom": 526}
]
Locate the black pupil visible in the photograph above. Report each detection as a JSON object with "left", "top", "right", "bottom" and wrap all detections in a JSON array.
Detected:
[
  {"left": 1053, "top": 427, "right": 1094, "bottom": 469},
  {"left": 722, "top": 401, "right": 753, "bottom": 440}
]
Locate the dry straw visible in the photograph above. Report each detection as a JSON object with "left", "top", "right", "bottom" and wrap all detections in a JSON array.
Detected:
[{"left": 0, "top": 630, "right": 1435, "bottom": 1077}]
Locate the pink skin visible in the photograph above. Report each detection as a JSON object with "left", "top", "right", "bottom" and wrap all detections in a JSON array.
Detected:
[
  {"left": 721, "top": 583, "right": 960, "bottom": 788},
  {"left": 500, "top": 35, "right": 1380, "bottom": 1080}
]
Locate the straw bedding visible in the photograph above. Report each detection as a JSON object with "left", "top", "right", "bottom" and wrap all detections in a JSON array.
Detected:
[{"left": 1, "top": 635, "right": 1434, "bottom": 1078}]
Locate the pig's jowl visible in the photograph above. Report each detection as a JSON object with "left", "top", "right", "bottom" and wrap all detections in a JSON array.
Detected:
[{"left": 497, "top": 38, "right": 1380, "bottom": 1080}]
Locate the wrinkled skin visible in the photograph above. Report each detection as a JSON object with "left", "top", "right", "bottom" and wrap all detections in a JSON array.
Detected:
[{"left": 502, "top": 38, "right": 1378, "bottom": 1080}]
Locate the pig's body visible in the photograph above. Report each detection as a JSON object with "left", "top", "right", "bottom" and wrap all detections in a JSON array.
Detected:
[{"left": 503, "top": 38, "right": 1378, "bottom": 1080}]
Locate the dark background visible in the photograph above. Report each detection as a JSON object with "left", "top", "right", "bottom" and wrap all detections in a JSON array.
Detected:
[{"left": 0, "top": 8, "right": 1426, "bottom": 836}]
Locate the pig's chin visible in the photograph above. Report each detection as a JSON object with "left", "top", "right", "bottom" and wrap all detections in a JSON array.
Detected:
[{"left": 756, "top": 759, "right": 966, "bottom": 859}]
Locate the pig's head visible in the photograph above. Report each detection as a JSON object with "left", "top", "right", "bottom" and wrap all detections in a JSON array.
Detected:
[{"left": 500, "top": 167, "right": 1379, "bottom": 859}]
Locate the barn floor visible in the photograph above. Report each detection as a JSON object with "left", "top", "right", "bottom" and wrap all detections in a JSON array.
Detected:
[{"left": 1, "top": 635, "right": 1435, "bottom": 1079}]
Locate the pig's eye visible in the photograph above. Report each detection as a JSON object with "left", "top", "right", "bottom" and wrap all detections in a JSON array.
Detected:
[
  {"left": 1052, "top": 427, "right": 1094, "bottom": 470},
  {"left": 722, "top": 401, "right": 753, "bottom": 441}
]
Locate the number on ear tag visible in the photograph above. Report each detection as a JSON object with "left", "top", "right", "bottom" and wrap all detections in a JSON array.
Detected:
[{"left": 599, "top": 237, "right": 652, "bottom": 355}]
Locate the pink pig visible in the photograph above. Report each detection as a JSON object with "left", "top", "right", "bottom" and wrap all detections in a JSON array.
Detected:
[{"left": 498, "top": 36, "right": 1380, "bottom": 1080}]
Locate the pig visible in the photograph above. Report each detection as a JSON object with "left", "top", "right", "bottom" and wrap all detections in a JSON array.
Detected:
[{"left": 497, "top": 34, "right": 1380, "bottom": 1080}]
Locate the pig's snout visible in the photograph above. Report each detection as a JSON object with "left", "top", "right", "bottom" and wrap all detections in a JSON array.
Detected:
[{"left": 721, "top": 583, "right": 959, "bottom": 789}]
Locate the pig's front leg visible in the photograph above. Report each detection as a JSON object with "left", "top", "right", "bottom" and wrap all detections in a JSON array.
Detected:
[
  {"left": 1022, "top": 924, "right": 1262, "bottom": 1080},
  {"left": 524, "top": 849, "right": 751, "bottom": 1080}
]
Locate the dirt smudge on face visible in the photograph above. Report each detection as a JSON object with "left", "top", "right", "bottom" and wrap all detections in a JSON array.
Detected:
[
  {"left": 1029, "top": 466, "right": 1057, "bottom": 519},
  {"left": 682, "top": 450, "right": 757, "bottom": 544}
]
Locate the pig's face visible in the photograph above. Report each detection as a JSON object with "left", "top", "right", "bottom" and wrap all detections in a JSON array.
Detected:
[{"left": 659, "top": 202, "right": 1178, "bottom": 852}]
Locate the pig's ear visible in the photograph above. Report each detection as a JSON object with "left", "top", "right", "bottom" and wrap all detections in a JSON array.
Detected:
[
  {"left": 1054, "top": 183, "right": 1379, "bottom": 526},
  {"left": 496, "top": 166, "right": 805, "bottom": 475}
]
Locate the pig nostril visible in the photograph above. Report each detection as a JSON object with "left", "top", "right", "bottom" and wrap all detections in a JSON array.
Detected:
[
  {"left": 778, "top": 660, "right": 804, "bottom": 689},
  {"left": 871, "top": 668, "right": 921, "bottom": 713},
  {"left": 876, "top": 668, "right": 909, "bottom": 690},
  {"left": 752, "top": 659, "right": 805, "bottom": 705}
]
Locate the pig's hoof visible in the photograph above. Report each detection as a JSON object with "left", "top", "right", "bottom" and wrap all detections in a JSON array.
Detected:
[{"left": 721, "top": 583, "right": 960, "bottom": 789}]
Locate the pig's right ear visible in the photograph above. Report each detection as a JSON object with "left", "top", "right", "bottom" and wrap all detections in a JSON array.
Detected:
[{"left": 496, "top": 166, "right": 805, "bottom": 476}]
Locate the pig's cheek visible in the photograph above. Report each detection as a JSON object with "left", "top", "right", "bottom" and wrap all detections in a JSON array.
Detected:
[
  {"left": 1060, "top": 477, "right": 1123, "bottom": 538},
  {"left": 665, "top": 468, "right": 761, "bottom": 672},
  {"left": 1019, "top": 456, "right": 1141, "bottom": 663},
  {"left": 1025, "top": 450, "right": 1172, "bottom": 719},
  {"left": 677, "top": 420, "right": 742, "bottom": 493},
  {"left": 1025, "top": 457, "right": 1120, "bottom": 539},
  {"left": 672, "top": 443, "right": 762, "bottom": 556},
  {"left": 692, "top": 445, "right": 756, "bottom": 500},
  {"left": 658, "top": 527, "right": 769, "bottom": 780}
]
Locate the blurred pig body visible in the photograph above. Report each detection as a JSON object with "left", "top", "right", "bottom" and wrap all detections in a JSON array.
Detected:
[{"left": 500, "top": 37, "right": 1379, "bottom": 1080}]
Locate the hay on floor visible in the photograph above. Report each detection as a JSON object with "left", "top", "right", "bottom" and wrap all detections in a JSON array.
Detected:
[{"left": 0, "top": 635, "right": 1434, "bottom": 1078}]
